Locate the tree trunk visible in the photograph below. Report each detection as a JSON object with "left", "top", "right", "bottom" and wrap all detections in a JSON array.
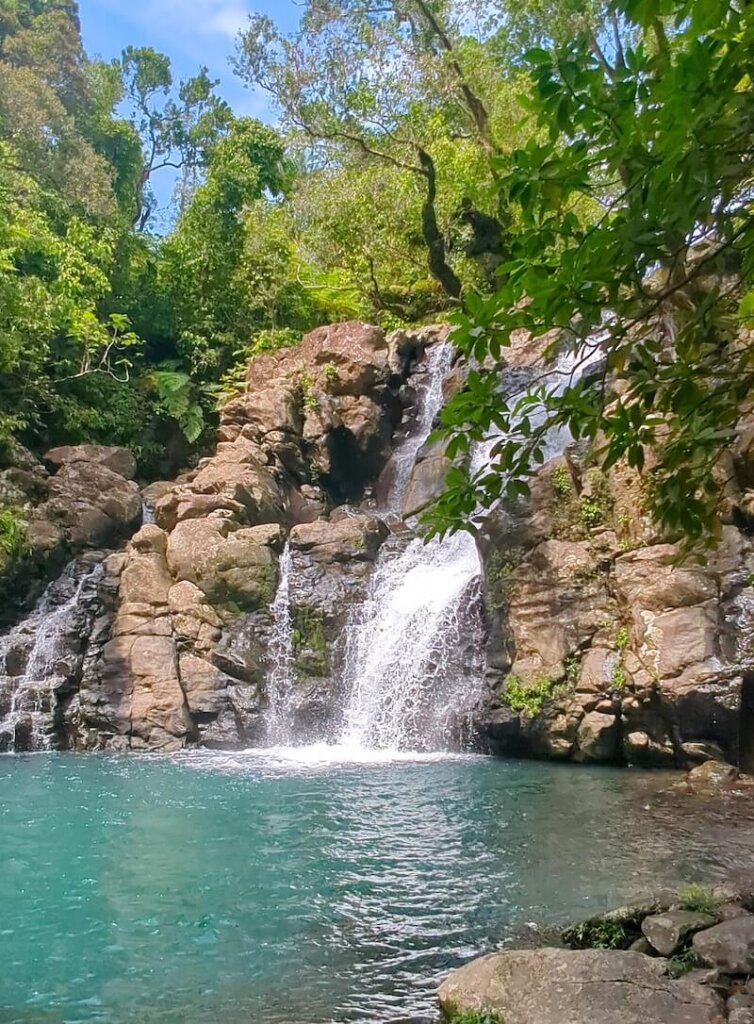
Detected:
[{"left": 418, "top": 148, "right": 462, "bottom": 299}]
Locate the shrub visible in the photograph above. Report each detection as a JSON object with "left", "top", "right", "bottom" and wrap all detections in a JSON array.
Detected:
[
  {"left": 667, "top": 948, "right": 701, "bottom": 979},
  {"left": 552, "top": 465, "right": 573, "bottom": 496},
  {"left": 614, "top": 626, "right": 630, "bottom": 652},
  {"left": 563, "top": 918, "right": 632, "bottom": 950},
  {"left": 502, "top": 673, "right": 563, "bottom": 717},
  {"left": 447, "top": 1012, "right": 502, "bottom": 1024},
  {"left": 610, "top": 663, "right": 627, "bottom": 689},
  {"left": 0, "top": 507, "right": 30, "bottom": 560},
  {"left": 678, "top": 883, "right": 719, "bottom": 917},
  {"left": 579, "top": 496, "right": 602, "bottom": 527}
]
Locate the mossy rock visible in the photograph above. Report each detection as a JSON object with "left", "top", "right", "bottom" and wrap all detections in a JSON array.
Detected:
[
  {"left": 291, "top": 605, "right": 329, "bottom": 678},
  {"left": 562, "top": 898, "right": 672, "bottom": 950}
]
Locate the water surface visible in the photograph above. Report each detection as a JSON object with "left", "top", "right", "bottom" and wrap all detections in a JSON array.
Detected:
[{"left": 1, "top": 751, "right": 751, "bottom": 1024}]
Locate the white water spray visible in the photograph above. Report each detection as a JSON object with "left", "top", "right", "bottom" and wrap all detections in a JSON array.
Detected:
[
  {"left": 264, "top": 541, "right": 295, "bottom": 744},
  {"left": 337, "top": 340, "right": 484, "bottom": 751},
  {"left": 0, "top": 560, "right": 102, "bottom": 750},
  {"left": 339, "top": 531, "right": 483, "bottom": 750}
]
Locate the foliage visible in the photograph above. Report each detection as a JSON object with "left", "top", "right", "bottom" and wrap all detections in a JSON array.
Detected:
[
  {"left": 562, "top": 917, "right": 632, "bottom": 950},
  {"left": 291, "top": 606, "right": 329, "bottom": 677},
  {"left": 143, "top": 363, "right": 212, "bottom": 444},
  {"left": 235, "top": 0, "right": 530, "bottom": 302},
  {"left": 216, "top": 328, "right": 300, "bottom": 407},
  {"left": 485, "top": 550, "right": 518, "bottom": 610},
  {"left": 502, "top": 673, "right": 562, "bottom": 716},
  {"left": 614, "top": 627, "right": 630, "bottom": 653},
  {"left": 667, "top": 948, "right": 701, "bottom": 979},
  {"left": 0, "top": 507, "right": 30, "bottom": 558},
  {"left": 0, "top": 2, "right": 307, "bottom": 474},
  {"left": 552, "top": 465, "right": 572, "bottom": 496},
  {"left": 428, "top": 0, "right": 754, "bottom": 548},
  {"left": 579, "top": 496, "right": 602, "bottom": 528},
  {"left": 609, "top": 663, "right": 627, "bottom": 689},
  {"left": 679, "top": 883, "right": 719, "bottom": 917},
  {"left": 120, "top": 46, "right": 232, "bottom": 229},
  {"left": 446, "top": 1012, "right": 502, "bottom": 1024}
]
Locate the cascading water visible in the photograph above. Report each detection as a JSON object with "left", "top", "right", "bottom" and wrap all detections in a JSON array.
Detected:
[
  {"left": 0, "top": 559, "right": 102, "bottom": 751},
  {"left": 385, "top": 341, "right": 454, "bottom": 513},
  {"left": 264, "top": 541, "right": 295, "bottom": 744},
  {"left": 339, "top": 531, "right": 483, "bottom": 750},
  {"left": 337, "top": 341, "right": 485, "bottom": 752},
  {"left": 335, "top": 343, "right": 603, "bottom": 753},
  {"left": 258, "top": 338, "right": 602, "bottom": 756}
]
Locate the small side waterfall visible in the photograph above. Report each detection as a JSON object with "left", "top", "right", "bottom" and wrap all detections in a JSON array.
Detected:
[
  {"left": 385, "top": 341, "right": 454, "bottom": 512},
  {"left": 0, "top": 559, "right": 102, "bottom": 751},
  {"left": 264, "top": 541, "right": 295, "bottom": 744}
]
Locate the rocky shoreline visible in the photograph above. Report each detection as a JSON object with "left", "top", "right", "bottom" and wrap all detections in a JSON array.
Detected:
[
  {"left": 435, "top": 759, "right": 754, "bottom": 1024},
  {"left": 439, "top": 876, "right": 754, "bottom": 1024}
]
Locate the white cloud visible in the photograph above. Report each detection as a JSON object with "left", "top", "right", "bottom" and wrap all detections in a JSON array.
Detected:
[{"left": 206, "top": 4, "right": 250, "bottom": 38}]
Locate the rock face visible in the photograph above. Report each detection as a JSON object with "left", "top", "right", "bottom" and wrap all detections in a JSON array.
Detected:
[
  {"left": 55, "top": 321, "right": 440, "bottom": 751},
  {"left": 476, "top": 442, "right": 754, "bottom": 768},
  {"left": 437, "top": 948, "right": 724, "bottom": 1024},
  {"left": 0, "top": 442, "right": 142, "bottom": 627},
  {"left": 6, "top": 317, "right": 754, "bottom": 760}
]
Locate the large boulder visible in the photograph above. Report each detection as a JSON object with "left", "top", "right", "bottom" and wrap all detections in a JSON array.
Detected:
[
  {"left": 642, "top": 911, "right": 717, "bottom": 957},
  {"left": 40, "top": 456, "right": 141, "bottom": 548},
  {"left": 290, "top": 515, "right": 388, "bottom": 563},
  {"left": 693, "top": 917, "right": 754, "bottom": 973},
  {"left": 166, "top": 519, "right": 279, "bottom": 610},
  {"left": 437, "top": 948, "right": 723, "bottom": 1024},
  {"left": 574, "top": 710, "right": 620, "bottom": 762},
  {"left": 44, "top": 444, "right": 136, "bottom": 480},
  {"left": 261, "top": 320, "right": 389, "bottom": 397},
  {"left": 402, "top": 442, "right": 449, "bottom": 517}
]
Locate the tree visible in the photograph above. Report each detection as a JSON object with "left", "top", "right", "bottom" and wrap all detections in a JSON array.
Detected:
[
  {"left": 429, "top": 0, "right": 754, "bottom": 547},
  {"left": 158, "top": 117, "right": 293, "bottom": 375},
  {"left": 234, "top": 0, "right": 508, "bottom": 299},
  {"left": 120, "top": 46, "right": 232, "bottom": 229}
]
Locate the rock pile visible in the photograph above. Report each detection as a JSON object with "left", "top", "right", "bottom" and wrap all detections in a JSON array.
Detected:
[{"left": 439, "top": 884, "right": 754, "bottom": 1024}]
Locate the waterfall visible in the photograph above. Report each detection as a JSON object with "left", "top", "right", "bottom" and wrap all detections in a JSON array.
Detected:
[
  {"left": 257, "top": 338, "right": 604, "bottom": 758},
  {"left": 264, "top": 542, "right": 295, "bottom": 744},
  {"left": 0, "top": 559, "right": 102, "bottom": 751},
  {"left": 337, "top": 340, "right": 485, "bottom": 752},
  {"left": 385, "top": 341, "right": 454, "bottom": 512},
  {"left": 335, "top": 344, "right": 602, "bottom": 754},
  {"left": 339, "top": 531, "right": 483, "bottom": 750}
]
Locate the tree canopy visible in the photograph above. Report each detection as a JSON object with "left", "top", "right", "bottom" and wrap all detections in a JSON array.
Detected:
[
  {"left": 428, "top": 0, "right": 754, "bottom": 547},
  {"left": 1, "top": 0, "right": 753, "bottom": 553}
]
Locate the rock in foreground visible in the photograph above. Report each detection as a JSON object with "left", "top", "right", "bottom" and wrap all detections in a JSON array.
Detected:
[{"left": 438, "top": 948, "right": 724, "bottom": 1024}]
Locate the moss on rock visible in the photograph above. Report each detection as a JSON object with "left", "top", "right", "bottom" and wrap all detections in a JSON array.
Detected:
[{"left": 291, "top": 605, "right": 329, "bottom": 678}]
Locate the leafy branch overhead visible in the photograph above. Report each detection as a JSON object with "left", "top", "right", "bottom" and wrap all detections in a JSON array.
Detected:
[{"left": 429, "top": 0, "right": 754, "bottom": 546}]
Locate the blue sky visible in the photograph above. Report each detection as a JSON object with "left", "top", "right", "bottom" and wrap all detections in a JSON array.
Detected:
[{"left": 78, "top": 0, "right": 301, "bottom": 216}]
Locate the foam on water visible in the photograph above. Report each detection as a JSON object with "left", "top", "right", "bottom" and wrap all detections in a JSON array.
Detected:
[{"left": 178, "top": 742, "right": 485, "bottom": 774}]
